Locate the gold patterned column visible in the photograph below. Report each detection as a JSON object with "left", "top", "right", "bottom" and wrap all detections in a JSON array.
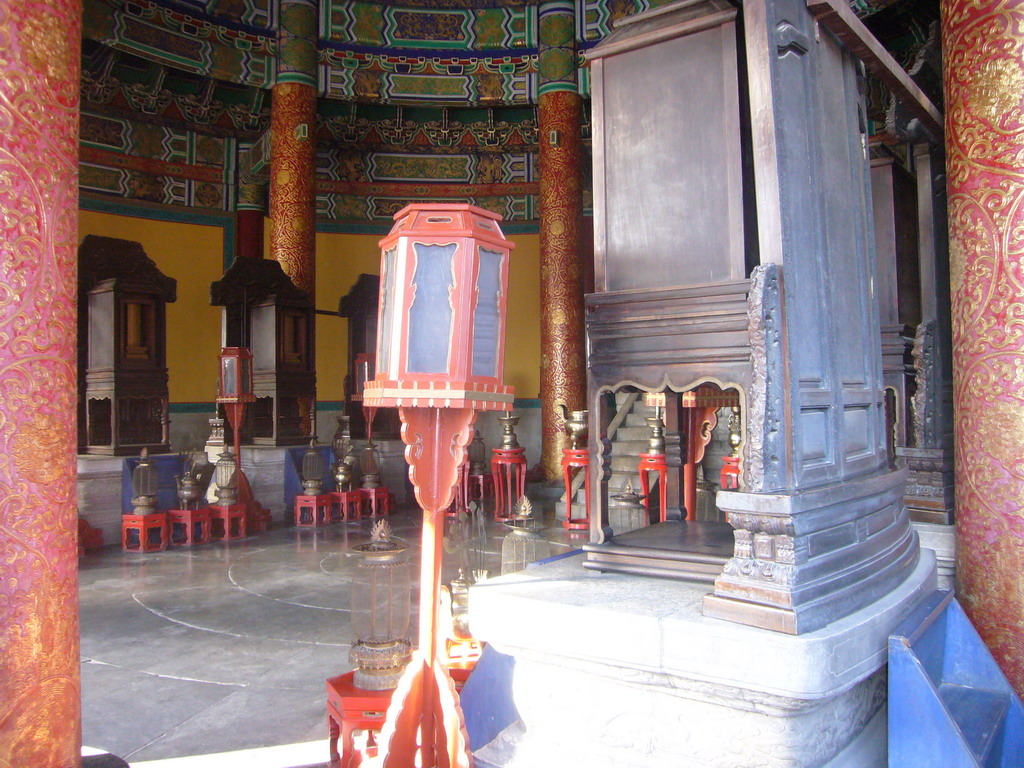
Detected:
[
  {"left": 270, "top": 0, "right": 317, "bottom": 297},
  {"left": 0, "top": 1, "right": 82, "bottom": 765},
  {"left": 236, "top": 181, "right": 266, "bottom": 260},
  {"left": 538, "top": 0, "right": 586, "bottom": 480},
  {"left": 944, "top": 0, "right": 1024, "bottom": 694}
]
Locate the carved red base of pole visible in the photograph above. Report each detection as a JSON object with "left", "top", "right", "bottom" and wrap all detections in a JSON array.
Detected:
[
  {"left": 224, "top": 402, "right": 258, "bottom": 514},
  {"left": 373, "top": 407, "right": 475, "bottom": 768}
]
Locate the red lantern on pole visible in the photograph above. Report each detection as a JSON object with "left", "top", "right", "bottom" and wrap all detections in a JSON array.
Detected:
[
  {"left": 364, "top": 203, "right": 515, "bottom": 767},
  {"left": 354, "top": 351, "right": 378, "bottom": 442},
  {"left": 217, "top": 346, "right": 256, "bottom": 510}
]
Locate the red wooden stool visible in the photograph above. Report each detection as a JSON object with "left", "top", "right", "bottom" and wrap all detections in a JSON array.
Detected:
[
  {"left": 167, "top": 508, "right": 212, "bottom": 546},
  {"left": 295, "top": 494, "right": 331, "bottom": 527},
  {"left": 122, "top": 512, "right": 169, "bottom": 552},
  {"left": 209, "top": 503, "right": 247, "bottom": 540},
  {"left": 721, "top": 455, "right": 741, "bottom": 490},
  {"left": 247, "top": 504, "right": 272, "bottom": 534},
  {"left": 444, "top": 638, "right": 483, "bottom": 693},
  {"left": 638, "top": 452, "right": 668, "bottom": 523},
  {"left": 360, "top": 486, "right": 391, "bottom": 518},
  {"left": 561, "top": 448, "right": 590, "bottom": 530},
  {"left": 78, "top": 517, "right": 104, "bottom": 553},
  {"left": 330, "top": 490, "right": 363, "bottom": 522},
  {"left": 491, "top": 447, "right": 526, "bottom": 522},
  {"left": 327, "top": 671, "right": 394, "bottom": 768}
]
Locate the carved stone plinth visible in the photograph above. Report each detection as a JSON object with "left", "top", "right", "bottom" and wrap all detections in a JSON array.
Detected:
[
  {"left": 895, "top": 446, "right": 954, "bottom": 525},
  {"left": 703, "top": 469, "right": 919, "bottom": 635}
]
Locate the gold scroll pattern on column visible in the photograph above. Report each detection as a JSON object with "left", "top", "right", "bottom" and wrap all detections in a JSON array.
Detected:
[
  {"left": 270, "top": 81, "right": 317, "bottom": 298},
  {"left": 539, "top": 89, "right": 586, "bottom": 481},
  {"left": 944, "top": 0, "right": 1024, "bottom": 693},
  {"left": 0, "top": 1, "right": 83, "bottom": 766}
]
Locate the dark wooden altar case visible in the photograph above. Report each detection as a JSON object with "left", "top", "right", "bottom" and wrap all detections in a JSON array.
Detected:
[
  {"left": 338, "top": 274, "right": 400, "bottom": 441},
  {"left": 210, "top": 258, "right": 316, "bottom": 446},
  {"left": 581, "top": 0, "right": 755, "bottom": 578},
  {"left": 78, "top": 235, "right": 176, "bottom": 455}
]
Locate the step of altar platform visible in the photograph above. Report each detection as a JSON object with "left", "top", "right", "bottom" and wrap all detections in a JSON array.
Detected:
[
  {"left": 582, "top": 520, "right": 733, "bottom": 583},
  {"left": 889, "top": 590, "right": 1024, "bottom": 767},
  {"left": 468, "top": 548, "right": 938, "bottom": 768}
]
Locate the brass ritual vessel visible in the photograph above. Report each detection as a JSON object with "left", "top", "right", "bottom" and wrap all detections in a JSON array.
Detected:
[
  {"left": 558, "top": 404, "right": 588, "bottom": 450},
  {"left": 175, "top": 458, "right": 202, "bottom": 510},
  {"left": 646, "top": 407, "right": 665, "bottom": 454},
  {"left": 497, "top": 413, "right": 520, "bottom": 449}
]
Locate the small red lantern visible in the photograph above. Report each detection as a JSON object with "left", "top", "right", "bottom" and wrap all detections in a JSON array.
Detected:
[
  {"left": 363, "top": 203, "right": 515, "bottom": 767},
  {"left": 216, "top": 347, "right": 255, "bottom": 406},
  {"left": 364, "top": 203, "right": 515, "bottom": 412}
]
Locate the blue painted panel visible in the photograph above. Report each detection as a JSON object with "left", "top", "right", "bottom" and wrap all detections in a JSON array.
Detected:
[
  {"left": 889, "top": 590, "right": 1024, "bottom": 768},
  {"left": 407, "top": 242, "right": 455, "bottom": 374},
  {"left": 459, "top": 644, "right": 520, "bottom": 751},
  {"left": 471, "top": 247, "right": 502, "bottom": 378}
]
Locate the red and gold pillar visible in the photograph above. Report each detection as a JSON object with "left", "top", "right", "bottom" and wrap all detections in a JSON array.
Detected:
[
  {"left": 538, "top": 0, "right": 586, "bottom": 480},
  {"left": 236, "top": 179, "right": 266, "bottom": 260},
  {"left": 0, "top": 1, "right": 82, "bottom": 765},
  {"left": 944, "top": 0, "right": 1024, "bottom": 694},
  {"left": 270, "top": 0, "right": 317, "bottom": 298}
]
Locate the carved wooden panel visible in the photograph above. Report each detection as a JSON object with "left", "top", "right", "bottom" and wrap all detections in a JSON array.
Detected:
[{"left": 589, "top": 0, "right": 749, "bottom": 294}]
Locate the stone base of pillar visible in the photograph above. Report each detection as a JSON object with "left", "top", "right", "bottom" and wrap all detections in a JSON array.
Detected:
[
  {"left": 913, "top": 520, "right": 956, "bottom": 591},
  {"left": 468, "top": 549, "right": 936, "bottom": 768},
  {"left": 702, "top": 469, "right": 919, "bottom": 634},
  {"left": 895, "top": 446, "right": 954, "bottom": 525}
]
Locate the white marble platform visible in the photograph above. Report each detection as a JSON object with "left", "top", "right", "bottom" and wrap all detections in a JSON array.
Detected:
[
  {"left": 913, "top": 521, "right": 956, "bottom": 591},
  {"left": 469, "top": 547, "right": 937, "bottom": 768}
]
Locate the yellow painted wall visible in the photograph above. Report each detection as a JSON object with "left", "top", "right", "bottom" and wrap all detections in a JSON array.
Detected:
[
  {"left": 79, "top": 210, "right": 542, "bottom": 405},
  {"left": 504, "top": 233, "right": 542, "bottom": 399},
  {"left": 78, "top": 210, "right": 225, "bottom": 404},
  {"left": 313, "top": 231, "right": 384, "bottom": 402}
]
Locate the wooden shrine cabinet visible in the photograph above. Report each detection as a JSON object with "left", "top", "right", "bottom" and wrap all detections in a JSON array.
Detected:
[
  {"left": 585, "top": 0, "right": 920, "bottom": 634},
  {"left": 78, "top": 235, "right": 176, "bottom": 455},
  {"left": 337, "top": 274, "right": 400, "bottom": 441},
  {"left": 582, "top": 0, "right": 754, "bottom": 577},
  {"left": 210, "top": 258, "right": 315, "bottom": 446}
]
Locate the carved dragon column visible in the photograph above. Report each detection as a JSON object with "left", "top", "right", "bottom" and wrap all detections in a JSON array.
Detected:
[
  {"left": 270, "top": 0, "right": 317, "bottom": 299},
  {"left": 538, "top": 0, "right": 586, "bottom": 481},
  {"left": 0, "top": 1, "right": 83, "bottom": 764},
  {"left": 944, "top": 0, "right": 1024, "bottom": 693}
]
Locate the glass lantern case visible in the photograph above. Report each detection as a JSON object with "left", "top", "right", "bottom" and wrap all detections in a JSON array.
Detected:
[{"left": 364, "top": 203, "right": 515, "bottom": 412}]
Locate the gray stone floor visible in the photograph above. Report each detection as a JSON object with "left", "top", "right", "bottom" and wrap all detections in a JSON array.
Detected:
[{"left": 79, "top": 503, "right": 584, "bottom": 765}]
